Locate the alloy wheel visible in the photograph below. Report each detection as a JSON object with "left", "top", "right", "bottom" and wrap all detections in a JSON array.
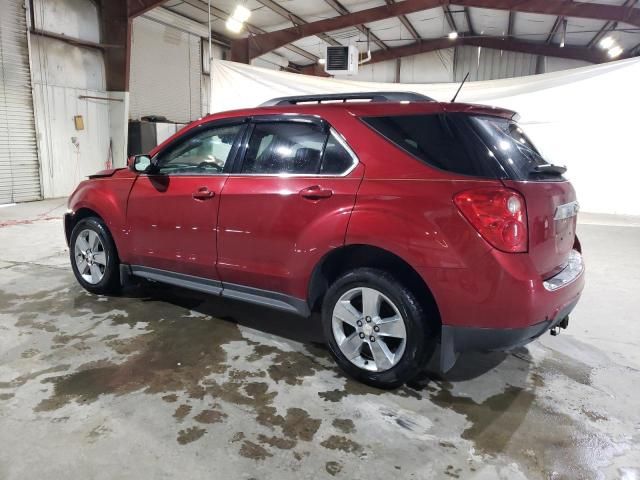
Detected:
[
  {"left": 74, "top": 229, "right": 107, "bottom": 285},
  {"left": 331, "top": 287, "right": 407, "bottom": 372}
]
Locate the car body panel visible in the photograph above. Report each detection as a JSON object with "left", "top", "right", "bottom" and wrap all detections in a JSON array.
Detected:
[
  {"left": 126, "top": 174, "right": 228, "bottom": 279},
  {"left": 217, "top": 163, "right": 365, "bottom": 299}
]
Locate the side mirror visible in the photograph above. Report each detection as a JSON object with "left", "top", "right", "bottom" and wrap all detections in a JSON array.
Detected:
[{"left": 129, "top": 154, "right": 152, "bottom": 173}]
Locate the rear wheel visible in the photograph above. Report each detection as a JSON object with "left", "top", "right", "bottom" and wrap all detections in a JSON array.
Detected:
[
  {"left": 69, "top": 217, "right": 120, "bottom": 294},
  {"left": 322, "top": 268, "right": 434, "bottom": 389}
]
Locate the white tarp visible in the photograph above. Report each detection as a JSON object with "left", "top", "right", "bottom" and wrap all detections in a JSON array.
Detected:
[{"left": 211, "top": 59, "right": 640, "bottom": 215}]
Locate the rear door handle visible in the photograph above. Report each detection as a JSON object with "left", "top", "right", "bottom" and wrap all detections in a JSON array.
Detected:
[
  {"left": 299, "top": 185, "right": 333, "bottom": 200},
  {"left": 192, "top": 187, "right": 215, "bottom": 200}
]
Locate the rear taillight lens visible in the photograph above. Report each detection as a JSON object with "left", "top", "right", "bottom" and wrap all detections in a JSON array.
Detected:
[{"left": 454, "top": 187, "right": 528, "bottom": 253}]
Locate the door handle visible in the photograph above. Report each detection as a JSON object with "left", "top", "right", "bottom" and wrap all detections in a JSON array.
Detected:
[
  {"left": 299, "top": 185, "right": 333, "bottom": 200},
  {"left": 192, "top": 187, "right": 215, "bottom": 200}
]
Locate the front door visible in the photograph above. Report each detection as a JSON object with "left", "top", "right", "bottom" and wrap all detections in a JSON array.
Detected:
[
  {"left": 217, "top": 117, "right": 363, "bottom": 300},
  {"left": 127, "top": 121, "right": 245, "bottom": 279}
]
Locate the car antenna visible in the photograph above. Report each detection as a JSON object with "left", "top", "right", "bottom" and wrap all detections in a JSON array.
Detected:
[{"left": 450, "top": 72, "right": 470, "bottom": 103}]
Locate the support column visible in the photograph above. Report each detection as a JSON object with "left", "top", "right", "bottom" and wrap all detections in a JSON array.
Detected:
[{"left": 100, "top": 0, "right": 131, "bottom": 166}]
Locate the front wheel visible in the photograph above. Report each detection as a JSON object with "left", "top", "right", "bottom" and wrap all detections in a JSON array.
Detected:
[
  {"left": 321, "top": 268, "right": 435, "bottom": 389},
  {"left": 69, "top": 217, "right": 120, "bottom": 295}
]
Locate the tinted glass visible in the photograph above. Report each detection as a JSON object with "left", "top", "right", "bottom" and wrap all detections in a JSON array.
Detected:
[
  {"left": 469, "top": 116, "right": 560, "bottom": 180},
  {"left": 242, "top": 122, "right": 327, "bottom": 174},
  {"left": 156, "top": 124, "right": 242, "bottom": 175},
  {"left": 362, "top": 114, "right": 504, "bottom": 179},
  {"left": 320, "top": 133, "right": 354, "bottom": 174}
]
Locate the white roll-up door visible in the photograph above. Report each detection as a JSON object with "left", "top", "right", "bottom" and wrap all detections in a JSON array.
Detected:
[
  {"left": 129, "top": 16, "right": 201, "bottom": 124},
  {"left": 0, "top": 0, "right": 41, "bottom": 204}
]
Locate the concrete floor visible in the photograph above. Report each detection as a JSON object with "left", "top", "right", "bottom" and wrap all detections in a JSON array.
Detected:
[{"left": 1, "top": 199, "right": 639, "bottom": 480}]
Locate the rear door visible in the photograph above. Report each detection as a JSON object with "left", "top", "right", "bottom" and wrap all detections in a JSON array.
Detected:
[
  {"left": 217, "top": 115, "right": 363, "bottom": 299},
  {"left": 126, "top": 119, "right": 246, "bottom": 279}
]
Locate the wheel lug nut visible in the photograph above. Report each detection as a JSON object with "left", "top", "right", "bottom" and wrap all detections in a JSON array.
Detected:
[
  {"left": 370, "top": 336, "right": 376, "bottom": 342},
  {"left": 365, "top": 316, "right": 371, "bottom": 323},
  {"left": 356, "top": 320, "right": 363, "bottom": 327},
  {"left": 373, "top": 326, "right": 379, "bottom": 332},
  {"left": 359, "top": 332, "right": 365, "bottom": 339}
]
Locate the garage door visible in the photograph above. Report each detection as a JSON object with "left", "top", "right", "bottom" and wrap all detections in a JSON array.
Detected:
[{"left": 0, "top": 0, "right": 41, "bottom": 204}]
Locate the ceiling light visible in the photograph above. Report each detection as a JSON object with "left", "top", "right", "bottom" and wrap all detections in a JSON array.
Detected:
[
  {"left": 608, "top": 45, "right": 623, "bottom": 58},
  {"left": 448, "top": 31, "right": 458, "bottom": 40},
  {"left": 318, "top": 58, "right": 326, "bottom": 65},
  {"left": 232, "top": 5, "right": 251, "bottom": 23},
  {"left": 599, "top": 36, "right": 615, "bottom": 49},
  {"left": 226, "top": 17, "right": 243, "bottom": 33}
]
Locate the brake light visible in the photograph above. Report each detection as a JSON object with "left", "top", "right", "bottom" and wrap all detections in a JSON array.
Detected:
[{"left": 454, "top": 187, "right": 528, "bottom": 253}]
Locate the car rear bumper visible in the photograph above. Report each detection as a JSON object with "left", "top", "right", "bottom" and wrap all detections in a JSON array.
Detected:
[
  {"left": 439, "top": 297, "right": 579, "bottom": 371},
  {"left": 417, "top": 249, "right": 585, "bottom": 371}
]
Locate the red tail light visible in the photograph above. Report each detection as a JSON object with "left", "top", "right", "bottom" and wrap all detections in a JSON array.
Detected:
[{"left": 454, "top": 187, "right": 528, "bottom": 253}]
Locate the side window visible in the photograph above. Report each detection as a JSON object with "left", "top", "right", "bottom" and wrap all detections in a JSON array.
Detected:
[
  {"left": 155, "top": 123, "right": 243, "bottom": 175},
  {"left": 242, "top": 122, "right": 327, "bottom": 174},
  {"left": 320, "top": 132, "right": 355, "bottom": 174}
]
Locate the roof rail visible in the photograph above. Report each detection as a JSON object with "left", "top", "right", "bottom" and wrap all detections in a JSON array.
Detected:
[{"left": 260, "top": 91, "right": 434, "bottom": 106}]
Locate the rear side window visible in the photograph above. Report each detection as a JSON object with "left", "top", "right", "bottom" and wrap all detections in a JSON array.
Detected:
[
  {"left": 241, "top": 121, "right": 355, "bottom": 175},
  {"left": 362, "top": 114, "right": 505, "bottom": 179},
  {"left": 242, "top": 122, "right": 326, "bottom": 174}
]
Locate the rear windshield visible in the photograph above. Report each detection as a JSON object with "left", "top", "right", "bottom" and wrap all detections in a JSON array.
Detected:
[
  {"left": 468, "top": 115, "right": 562, "bottom": 181},
  {"left": 362, "top": 113, "right": 562, "bottom": 181}
]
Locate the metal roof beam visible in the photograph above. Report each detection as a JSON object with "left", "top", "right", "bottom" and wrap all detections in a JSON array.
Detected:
[
  {"left": 301, "top": 35, "right": 610, "bottom": 74},
  {"left": 255, "top": 0, "right": 341, "bottom": 47},
  {"left": 182, "top": 0, "right": 319, "bottom": 63},
  {"left": 231, "top": 0, "right": 640, "bottom": 62},
  {"left": 385, "top": 0, "right": 421, "bottom": 40},
  {"left": 324, "top": 0, "right": 389, "bottom": 50}
]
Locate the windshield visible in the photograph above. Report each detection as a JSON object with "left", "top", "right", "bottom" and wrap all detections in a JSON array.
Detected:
[{"left": 469, "top": 116, "right": 564, "bottom": 181}]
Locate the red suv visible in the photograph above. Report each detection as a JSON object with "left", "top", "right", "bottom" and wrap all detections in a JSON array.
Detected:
[{"left": 65, "top": 92, "right": 584, "bottom": 388}]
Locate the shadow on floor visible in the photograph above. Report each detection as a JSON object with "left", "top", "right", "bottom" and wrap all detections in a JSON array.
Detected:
[{"left": 127, "top": 280, "right": 523, "bottom": 384}]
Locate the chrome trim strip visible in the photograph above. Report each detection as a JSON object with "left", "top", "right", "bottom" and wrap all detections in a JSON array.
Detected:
[{"left": 543, "top": 250, "right": 584, "bottom": 291}]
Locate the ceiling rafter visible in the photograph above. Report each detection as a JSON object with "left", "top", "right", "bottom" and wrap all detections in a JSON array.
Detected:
[
  {"left": 507, "top": 11, "right": 515, "bottom": 37},
  {"left": 229, "top": 0, "right": 640, "bottom": 63},
  {"left": 443, "top": 6, "right": 457, "bottom": 32},
  {"left": 323, "top": 0, "right": 389, "bottom": 50},
  {"left": 180, "top": 0, "right": 319, "bottom": 63},
  {"left": 546, "top": 16, "right": 565, "bottom": 44},
  {"left": 587, "top": 0, "right": 637, "bottom": 48},
  {"left": 384, "top": 0, "right": 421, "bottom": 41},
  {"left": 128, "top": 0, "right": 166, "bottom": 17},
  {"left": 464, "top": 7, "right": 475, "bottom": 35},
  {"left": 302, "top": 35, "right": 610, "bottom": 74},
  {"left": 254, "top": 0, "right": 341, "bottom": 47}
]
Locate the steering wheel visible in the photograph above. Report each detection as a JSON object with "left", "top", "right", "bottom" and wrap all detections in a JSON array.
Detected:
[{"left": 197, "top": 161, "right": 222, "bottom": 172}]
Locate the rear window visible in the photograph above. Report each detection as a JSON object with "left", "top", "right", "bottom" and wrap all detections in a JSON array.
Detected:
[
  {"left": 362, "top": 113, "right": 562, "bottom": 181},
  {"left": 362, "top": 114, "right": 505, "bottom": 179},
  {"left": 468, "top": 116, "right": 562, "bottom": 181}
]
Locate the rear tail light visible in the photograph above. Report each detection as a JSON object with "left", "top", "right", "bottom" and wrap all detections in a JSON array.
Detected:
[{"left": 454, "top": 187, "right": 528, "bottom": 253}]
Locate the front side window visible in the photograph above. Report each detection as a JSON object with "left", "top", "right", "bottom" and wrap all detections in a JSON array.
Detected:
[
  {"left": 155, "top": 123, "right": 243, "bottom": 175},
  {"left": 242, "top": 122, "right": 327, "bottom": 174}
]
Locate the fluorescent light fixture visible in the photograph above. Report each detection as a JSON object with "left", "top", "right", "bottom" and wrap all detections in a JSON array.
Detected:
[
  {"left": 608, "top": 45, "right": 623, "bottom": 58},
  {"left": 232, "top": 5, "right": 251, "bottom": 22},
  {"left": 318, "top": 58, "right": 326, "bottom": 65},
  {"left": 226, "top": 17, "right": 243, "bottom": 33},
  {"left": 448, "top": 31, "right": 458, "bottom": 40},
  {"left": 599, "top": 36, "right": 615, "bottom": 49}
]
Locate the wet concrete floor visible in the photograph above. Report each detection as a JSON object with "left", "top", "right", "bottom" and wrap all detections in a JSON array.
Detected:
[{"left": 0, "top": 200, "right": 639, "bottom": 479}]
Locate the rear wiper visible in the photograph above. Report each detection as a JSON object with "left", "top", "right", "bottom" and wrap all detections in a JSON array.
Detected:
[{"left": 531, "top": 164, "right": 567, "bottom": 175}]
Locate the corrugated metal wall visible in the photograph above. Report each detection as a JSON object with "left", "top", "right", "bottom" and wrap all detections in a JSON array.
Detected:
[
  {"left": 0, "top": 0, "right": 41, "bottom": 204},
  {"left": 453, "top": 46, "right": 538, "bottom": 82},
  {"left": 129, "top": 16, "right": 201, "bottom": 123}
]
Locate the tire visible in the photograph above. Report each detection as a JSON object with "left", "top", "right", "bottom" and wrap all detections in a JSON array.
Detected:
[
  {"left": 69, "top": 216, "right": 121, "bottom": 295},
  {"left": 321, "top": 268, "right": 435, "bottom": 389}
]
